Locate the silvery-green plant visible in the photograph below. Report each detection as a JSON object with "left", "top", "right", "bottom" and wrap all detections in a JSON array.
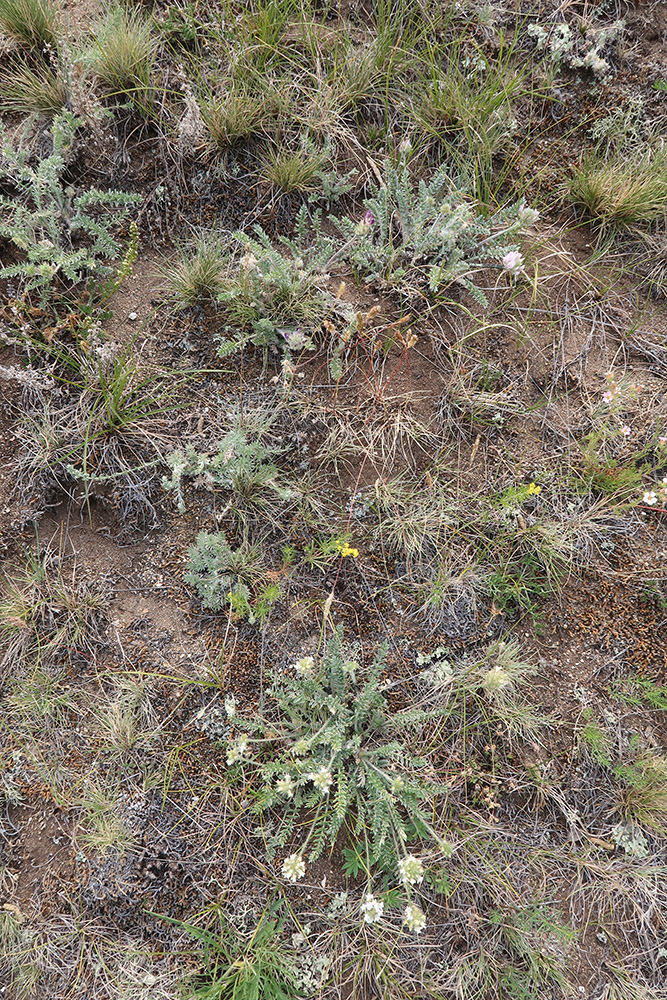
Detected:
[
  {"left": 217, "top": 224, "right": 336, "bottom": 352},
  {"left": 163, "top": 425, "right": 291, "bottom": 516},
  {"left": 184, "top": 532, "right": 267, "bottom": 612},
  {"left": 0, "top": 111, "right": 140, "bottom": 297},
  {"left": 332, "top": 147, "right": 535, "bottom": 305},
  {"left": 225, "top": 630, "right": 448, "bottom": 876},
  {"left": 527, "top": 18, "right": 624, "bottom": 81}
]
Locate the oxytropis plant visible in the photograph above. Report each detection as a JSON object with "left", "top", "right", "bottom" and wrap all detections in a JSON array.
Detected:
[{"left": 224, "top": 631, "right": 449, "bottom": 932}]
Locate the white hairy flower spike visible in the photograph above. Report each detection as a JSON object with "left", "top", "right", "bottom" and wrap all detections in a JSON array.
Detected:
[
  {"left": 226, "top": 733, "right": 249, "bottom": 765},
  {"left": 295, "top": 655, "right": 315, "bottom": 676},
  {"left": 282, "top": 853, "right": 306, "bottom": 882},
  {"left": 518, "top": 205, "right": 539, "bottom": 227},
  {"left": 276, "top": 773, "right": 295, "bottom": 798},
  {"left": 360, "top": 893, "right": 384, "bottom": 924},
  {"left": 309, "top": 767, "right": 333, "bottom": 796},
  {"left": 397, "top": 855, "right": 425, "bottom": 885},
  {"left": 482, "top": 666, "right": 511, "bottom": 692},
  {"left": 403, "top": 903, "right": 427, "bottom": 934}
]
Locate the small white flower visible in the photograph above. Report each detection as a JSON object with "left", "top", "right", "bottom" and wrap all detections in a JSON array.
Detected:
[
  {"left": 584, "top": 50, "right": 609, "bottom": 75},
  {"left": 403, "top": 903, "right": 427, "bottom": 934},
  {"left": 224, "top": 694, "right": 236, "bottom": 718},
  {"left": 643, "top": 491, "right": 658, "bottom": 506},
  {"left": 517, "top": 205, "right": 539, "bottom": 227},
  {"left": 282, "top": 853, "right": 306, "bottom": 882},
  {"left": 276, "top": 773, "right": 295, "bottom": 798},
  {"left": 226, "top": 734, "right": 249, "bottom": 765},
  {"left": 502, "top": 250, "right": 524, "bottom": 277},
  {"left": 309, "top": 767, "right": 333, "bottom": 796},
  {"left": 482, "top": 665, "right": 511, "bottom": 692},
  {"left": 621, "top": 425, "right": 631, "bottom": 437},
  {"left": 360, "top": 893, "right": 384, "bottom": 924},
  {"left": 397, "top": 855, "right": 425, "bottom": 885},
  {"left": 295, "top": 655, "right": 315, "bottom": 676}
]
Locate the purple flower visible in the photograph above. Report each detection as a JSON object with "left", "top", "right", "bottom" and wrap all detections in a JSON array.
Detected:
[
  {"left": 364, "top": 210, "right": 375, "bottom": 226},
  {"left": 282, "top": 327, "right": 309, "bottom": 351}
]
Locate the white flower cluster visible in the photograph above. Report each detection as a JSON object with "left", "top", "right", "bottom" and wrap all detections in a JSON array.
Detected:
[
  {"left": 276, "top": 773, "right": 295, "bottom": 798},
  {"left": 309, "top": 767, "right": 333, "bottom": 796},
  {"left": 517, "top": 205, "right": 539, "bottom": 227},
  {"left": 226, "top": 733, "right": 250, "bottom": 765},
  {"left": 282, "top": 853, "right": 306, "bottom": 882},
  {"left": 482, "top": 665, "right": 512, "bottom": 692},
  {"left": 403, "top": 903, "right": 427, "bottom": 934},
  {"left": 294, "top": 655, "right": 315, "bottom": 676},
  {"left": 360, "top": 893, "right": 384, "bottom": 924},
  {"left": 582, "top": 50, "right": 609, "bottom": 75},
  {"left": 397, "top": 855, "right": 424, "bottom": 885}
]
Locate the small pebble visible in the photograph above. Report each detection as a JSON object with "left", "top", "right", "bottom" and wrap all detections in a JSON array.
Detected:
[{"left": 127, "top": 311, "right": 138, "bottom": 321}]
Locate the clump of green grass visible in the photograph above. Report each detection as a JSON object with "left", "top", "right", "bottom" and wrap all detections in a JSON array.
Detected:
[
  {"left": 260, "top": 138, "right": 328, "bottom": 193},
  {"left": 76, "top": 776, "right": 138, "bottom": 855},
  {"left": 0, "top": 0, "right": 59, "bottom": 50},
  {"left": 89, "top": 3, "right": 156, "bottom": 107},
  {"left": 570, "top": 148, "right": 667, "bottom": 227},
  {"left": 0, "top": 56, "right": 67, "bottom": 114},
  {"left": 164, "top": 904, "right": 302, "bottom": 1000},
  {"left": 200, "top": 90, "right": 274, "bottom": 151},
  {"left": 615, "top": 753, "right": 667, "bottom": 835},
  {"left": 0, "top": 549, "right": 108, "bottom": 672},
  {"left": 415, "top": 42, "right": 527, "bottom": 195},
  {"left": 159, "top": 234, "right": 229, "bottom": 307}
]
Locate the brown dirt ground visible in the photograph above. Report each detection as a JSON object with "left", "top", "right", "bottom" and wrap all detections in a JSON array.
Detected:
[{"left": 2, "top": 4, "right": 667, "bottom": 995}]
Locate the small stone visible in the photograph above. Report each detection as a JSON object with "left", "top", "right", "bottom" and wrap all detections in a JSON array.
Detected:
[{"left": 127, "top": 311, "right": 138, "bottom": 321}]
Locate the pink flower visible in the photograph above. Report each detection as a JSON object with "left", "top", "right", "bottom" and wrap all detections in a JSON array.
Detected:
[
  {"left": 502, "top": 251, "right": 524, "bottom": 277},
  {"left": 621, "top": 425, "right": 631, "bottom": 436},
  {"left": 602, "top": 391, "right": 614, "bottom": 404}
]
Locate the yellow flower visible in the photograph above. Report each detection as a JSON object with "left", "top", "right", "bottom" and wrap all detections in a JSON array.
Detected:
[
  {"left": 335, "top": 540, "right": 359, "bottom": 558},
  {"left": 527, "top": 482, "right": 541, "bottom": 495}
]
